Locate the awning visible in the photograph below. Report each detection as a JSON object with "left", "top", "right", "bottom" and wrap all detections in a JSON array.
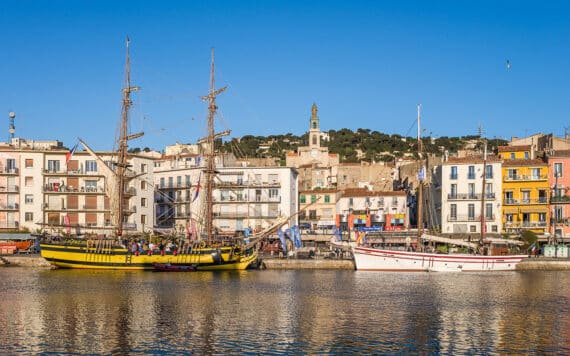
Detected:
[
  {"left": 520, "top": 208, "right": 548, "bottom": 213},
  {"left": 502, "top": 208, "right": 519, "bottom": 214}
]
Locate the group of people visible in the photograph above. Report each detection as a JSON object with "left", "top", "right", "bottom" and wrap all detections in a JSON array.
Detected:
[{"left": 127, "top": 239, "right": 179, "bottom": 256}]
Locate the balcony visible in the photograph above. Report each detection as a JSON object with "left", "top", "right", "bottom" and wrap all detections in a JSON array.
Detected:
[
  {"left": 156, "top": 182, "right": 192, "bottom": 190},
  {"left": 449, "top": 174, "right": 458, "bottom": 180},
  {"left": 0, "top": 168, "right": 19, "bottom": 175},
  {"left": 124, "top": 206, "right": 137, "bottom": 214},
  {"left": 504, "top": 174, "right": 548, "bottom": 182},
  {"left": 448, "top": 193, "right": 481, "bottom": 200},
  {"left": 0, "top": 185, "right": 19, "bottom": 193},
  {"left": 0, "top": 203, "right": 19, "bottom": 210},
  {"left": 124, "top": 187, "right": 136, "bottom": 197},
  {"left": 447, "top": 214, "right": 495, "bottom": 222},
  {"left": 505, "top": 221, "right": 548, "bottom": 229},
  {"left": 551, "top": 196, "right": 570, "bottom": 203}
]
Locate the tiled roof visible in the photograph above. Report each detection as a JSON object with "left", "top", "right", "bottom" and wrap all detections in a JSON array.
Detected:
[
  {"left": 445, "top": 155, "right": 502, "bottom": 164},
  {"left": 341, "top": 188, "right": 406, "bottom": 197},
  {"left": 502, "top": 158, "right": 547, "bottom": 167},
  {"left": 299, "top": 188, "right": 339, "bottom": 194},
  {"left": 498, "top": 145, "right": 531, "bottom": 152}
]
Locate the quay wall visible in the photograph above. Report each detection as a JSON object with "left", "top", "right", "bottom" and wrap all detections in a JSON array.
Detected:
[
  {"left": 516, "top": 258, "right": 570, "bottom": 271},
  {"left": 1, "top": 255, "right": 51, "bottom": 267},
  {"left": 261, "top": 258, "right": 355, "bottom": 270}
]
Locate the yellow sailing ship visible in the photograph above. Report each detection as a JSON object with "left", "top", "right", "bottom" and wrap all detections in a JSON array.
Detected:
[{"left": 41, "top": 41, "right": 258, "bottom": 271}]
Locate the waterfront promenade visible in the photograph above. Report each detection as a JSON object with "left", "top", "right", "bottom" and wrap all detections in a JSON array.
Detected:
[{"left": 3, "top": 254, "right": 570, "bottom": 270}]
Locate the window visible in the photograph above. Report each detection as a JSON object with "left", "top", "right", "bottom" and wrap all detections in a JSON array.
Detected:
[
  {"left": 85, "top": 180, "right": 97, "bottom": 192},
  {"left": 349, "top": 198, "right": 353, "bottom": 206},
  {"left": 141, "top": 163, "right": 147, "bottom": 173},
  {"left": 468, "top": 166, "right": 475, "bottom": 179},
  {"left": 6, "top": 158, "right": 16, "bottom": 171},
  {"left": 468, "top": 204, "right": 475, "bottom": 220},
  {"left": 485, "top": 183, "right": 493, "bottom": 197},
  {"left": 450, "top": 204, "right": 457, "bottom": 219},
  {"left": 324, "top": 195, "right": 330, "bottom": 203},
  {"left": 311, "top": 195, "right": 317, "bottom": 203},
  {"left": 168, "top": 177, "right": 173, "bottom": 188},
  {"left": 450, "top": 166, "right": 457, "bottom": 179},
  {"left": 309, "top": 210, "right": 317, "bottom": 219},
  {"left": 468, "top": 183, "right": 475, "bottom": 198},
  {"left": 300, "top": 195, "right": 306, "bottom": 203},
  {"left": 25, "top": 159, "right": 33, "bottom": 168},
  {"left": 25, "top": 194, "right": 33, "bottom": 204},
  {"left": 25, "top": 212, "right": 33, "bottom": 222},
  {"left": 141, "top": 198, "right": 147, "bottom": 207},
  {"left": 485, "top": 165, "right": 493, "bottom": 179},
  {"left": 492, "top": 225, "right": 498, "bottom": 232},
  {"left": 25, "top": 176, "right": 33, "bottom": 187},
  {"left": 470, "top": 225, "right": 476, "bottom": 232},
  {"left": 312, "top": 122, "right": 317, "bottom": 129},
  {"left": 485, "top": 203, "right": 493, "bottom": 219},
  {"left": 508, "top": 169, "right": 517, "bottom": 180},
  {"left": 554, "top": 163, "right": 563, "bottom": 177},
  {"left": 531, "top": 168, "right": 540, "bottom": 179},
  {"left": 510, "top": 153, "right": 515, "bottom": 160},
  {"left": 160, "top": 177, "right": 165, "bottom": 188},
  {"left": 538, "top": 213, "right": 546, "bottom": 223},
  {"left": 185, "top": 175, "right": 191, "bottom": 187},
  {"left": 378, "top": 197, "right": 384, "bottom": 206},
  {"left": 141, "top": 214, "right": 146, "bottom": 225},
  {"left": 47, "top": 160, "right": 60, "bottom": 172},
  {"left": 524, "top": 152, "right": 529, "bottom": 159},
  {"left": 522, "top": 191, "right": 530, "bottom": 204},
  {"left": 141, "top": 180, "right": 146, "bottom": 190},
  {"left": 450, "top": 184, "right": 457, "bottom": 198},
  {"left": 269, "top": 188, "right": 279, "bottom": 199},
  {"left": 85, "top": 160, "right": 97, "bottom": 172}
]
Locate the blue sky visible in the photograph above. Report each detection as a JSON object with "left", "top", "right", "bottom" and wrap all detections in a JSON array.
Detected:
[{"left": 1, "top": 1, "right": 569, "bottom": 151}]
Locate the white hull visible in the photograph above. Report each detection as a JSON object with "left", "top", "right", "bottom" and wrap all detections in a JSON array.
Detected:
[{"left": 353, "top": 246, "right": 527, "bottom": 272}]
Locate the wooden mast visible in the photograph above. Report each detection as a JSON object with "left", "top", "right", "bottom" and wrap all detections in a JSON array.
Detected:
[
  {"left": 201, "top": 48, "right": 227, "bottom": 242},
  {"left": 416, "top": 104, "right": 423, "bottom": 246},
  {"left": 116, "top": 37, "right": 141, "bottom": 237}
]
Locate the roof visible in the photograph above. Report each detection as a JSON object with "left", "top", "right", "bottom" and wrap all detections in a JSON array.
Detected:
[
  {"left": 502, "top": 158, "right": 547, "bottom": 167},
  {"left": 445, "top": 155, "right": 502, "bottom": 164},
  {"left": 498, "top": 145, "right": 531, "bottom": 152},
  {"left": 299, "top": 188, "right": 339, "bottom": 194},
  {"left": 341, "top": 188, "right": 406, "bottom": 198}
]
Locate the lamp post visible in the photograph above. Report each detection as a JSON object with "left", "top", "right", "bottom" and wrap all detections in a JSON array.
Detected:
[{"left": 8, "top": 111, "right": 15, "bottom": 142}]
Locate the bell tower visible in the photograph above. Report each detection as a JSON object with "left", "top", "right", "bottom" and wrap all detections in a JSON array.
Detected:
[{"left": 309, "top": 103, "right": 320, "bottom": 148}]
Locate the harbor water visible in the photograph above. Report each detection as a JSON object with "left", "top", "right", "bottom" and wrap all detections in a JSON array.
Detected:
[{"left": 1, "top": 267, "right": 569, "bottom": 354}]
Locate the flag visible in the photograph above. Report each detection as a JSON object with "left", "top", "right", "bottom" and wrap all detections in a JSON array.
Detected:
[
  {"left": 195, "top": 156, "right": 201, "bottom": 166},
  {"left": 530, "top": 242, "right": 537, "bottom": 253},
  {"left": 64, "top": 215, "right": 71, "bottom": 234},
  {"left": 66, "top": 142, "right": 79, "bottom": 164},
  {"left": 192, "top": 177, "right": 201, "bottom": 202},
  {"left": 333, "top": 226, "right": 342, "bottom": 242},
  {"left": 417, "top": 166, "right": 426, "bottom": 182},
  {"left": 294, "top": 226, "right": 302, "bottom": 248},
  {"left": 278, "top": 229, "right": 287, "bottom": 254}
]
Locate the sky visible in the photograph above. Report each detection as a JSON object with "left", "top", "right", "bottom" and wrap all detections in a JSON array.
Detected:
[{"left": 1, "top": 0, "right": 569, "bottom": 151}]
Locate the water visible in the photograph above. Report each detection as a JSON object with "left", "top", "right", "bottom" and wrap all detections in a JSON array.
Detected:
[{"left": 1, "top": 267, "right": 569, "bottom": 355}]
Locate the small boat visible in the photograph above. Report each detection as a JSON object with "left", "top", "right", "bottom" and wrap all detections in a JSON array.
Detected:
[{"left": 153, "top": 263, "right": 197, "bottom": 272}]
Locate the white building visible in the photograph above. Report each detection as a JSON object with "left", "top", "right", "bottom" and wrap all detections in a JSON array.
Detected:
[
  {"left": 439, "top": 156, "right": 503, "bottom": 235},
  {"left": 0, "top": 143, "right": 155, "bottom": 236},
  {"left": 154, "top": 155, "right": 298, "bottom": 234}
]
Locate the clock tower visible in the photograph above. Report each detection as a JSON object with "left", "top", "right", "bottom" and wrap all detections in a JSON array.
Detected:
[{"left": 309, "top": 103, "right": 320, "bottom": 149}]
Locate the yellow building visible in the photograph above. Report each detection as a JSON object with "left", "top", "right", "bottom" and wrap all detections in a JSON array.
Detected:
[{"left": 499, "top": 145, "right": 549, "bottom": 235}]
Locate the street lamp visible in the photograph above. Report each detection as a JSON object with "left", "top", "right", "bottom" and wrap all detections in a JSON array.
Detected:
[{"left": 8, "top": 111, "right": 15, "bottom": 141}]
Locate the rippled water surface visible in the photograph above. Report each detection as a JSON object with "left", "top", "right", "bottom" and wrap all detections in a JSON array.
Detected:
[{"left": 1, "top": 267, "right": 569, "bottom": 355}]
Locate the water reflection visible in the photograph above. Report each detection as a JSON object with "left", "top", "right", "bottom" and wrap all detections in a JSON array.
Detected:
[{"left": 0, "top": 268, "right": 569, "bottom": 354}]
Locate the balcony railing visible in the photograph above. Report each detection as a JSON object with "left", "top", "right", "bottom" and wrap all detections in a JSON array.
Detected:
[
  {"left": 0, "top": 185, "right": 19, "bottom": 193},
  {"left": 504, "top": 198, "right": 548, "bottom": 205},
  {"left": 448, "top": 193, "right": 481, "bottom": 200},
  {"left": 0, "top": 203, "right": 19, "bottom": 210},
  {"left": 551, "top": 196, "right": 570, "bottom": 203},
  {"left": 505, "top": 221, "right": 548, "bottom": 229},
  {"left": 504, "top": 174, "right": 548, "bottom": 182},
  {"left": 447, "top": 214, "right": 495, "bottom": 222},
  {"left": 0, "top": 168, "right": 19, "bottom": 174}
]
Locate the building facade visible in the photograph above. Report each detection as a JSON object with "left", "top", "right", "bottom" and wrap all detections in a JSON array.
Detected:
[
  {"left": 439, "top": 156, "right": 503, "bottom": 235},
  {"left": 547, "top": 150, "right": 570, "bottom": 240},
  {"left": 499, "top": 146, "right": 550, "bottom": 235}
]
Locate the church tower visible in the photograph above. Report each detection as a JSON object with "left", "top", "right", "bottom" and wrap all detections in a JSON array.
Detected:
[{"left": 309, "top": 103, "right": 320, "bottom": 149}]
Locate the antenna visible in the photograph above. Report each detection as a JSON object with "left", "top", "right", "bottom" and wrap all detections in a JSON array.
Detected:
[{"left": 8, "top": 111, "right": 15, "bottom": 141}]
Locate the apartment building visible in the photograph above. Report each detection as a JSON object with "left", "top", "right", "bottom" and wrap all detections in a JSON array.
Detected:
[
  {"left": 154, "top": 155, "right": 298, "bottom": 234},
  {"left": 0, "top": 144, "right": 155, "bottom": 235},
  {"left": 439, "top": 156, "right": 503, "bottom": 235},
  {"left": 298, "top": 189, "right": 341, "bottom": 230},
  {"left": 547, "top": 150, "right": 570, "bottom": 239},
  {"left": 336, "top": 188, "right": 408, "bottom": 232},
  {"left": 499, "top": 145, "right": 550, "bottom": 235}
]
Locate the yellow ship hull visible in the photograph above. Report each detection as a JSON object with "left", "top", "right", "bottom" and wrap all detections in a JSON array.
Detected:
[{"left": 40, "top": 242, "right": 258, "bottom": 271}]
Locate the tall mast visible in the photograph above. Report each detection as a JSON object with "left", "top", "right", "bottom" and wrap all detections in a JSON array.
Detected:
[
  {"left": 480, "top": 139, "right": 487, "bottom": 241},
  {"left": 202, "top": 48, "right": 227, "bottom": 242},
  {"left": 416, "top": 104, "right": 423, "bottom": 245},
  {"left": 116, "top": 37, "right": 140, "bottom": 237}
]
